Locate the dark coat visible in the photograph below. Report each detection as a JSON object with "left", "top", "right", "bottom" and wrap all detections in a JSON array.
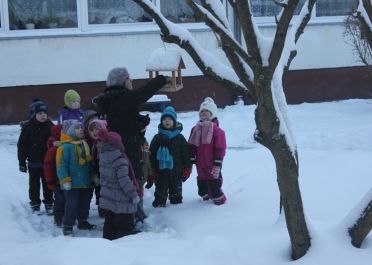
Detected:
[
  {"left": 149, "top": 129, "right": 191, "bottom": 177},
  {"left": 93, "top": 75, "right": 167, "bottom": 181},
  {"left": 17, "top": 118, "right": 54, "bottom": 168}
]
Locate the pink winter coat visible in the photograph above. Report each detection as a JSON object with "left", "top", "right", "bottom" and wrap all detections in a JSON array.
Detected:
[{"left": 188, "top": 119, "right": 226, "bottom": 180}]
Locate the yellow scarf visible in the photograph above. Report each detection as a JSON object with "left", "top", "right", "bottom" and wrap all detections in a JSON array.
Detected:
[{"left": 56, "top": 134, "right": 92, "bottom": 169}]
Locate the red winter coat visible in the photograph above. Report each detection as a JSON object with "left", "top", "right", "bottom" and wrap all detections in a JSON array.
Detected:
[
  {"left": 188, "top": 119, "right": 226, "bottom": 180},
  {"left": 43, "top": 125, "right": 63, "bottom": 190}
]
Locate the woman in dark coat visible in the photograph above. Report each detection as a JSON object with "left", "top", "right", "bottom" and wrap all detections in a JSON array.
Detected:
[{"left": 92, "top": 67, "right": 168, "bottom": 186}]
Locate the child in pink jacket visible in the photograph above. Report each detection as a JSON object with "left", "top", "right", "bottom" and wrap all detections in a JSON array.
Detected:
[{"left": 188, "top": 97, "right": 227, "bottom": 205}]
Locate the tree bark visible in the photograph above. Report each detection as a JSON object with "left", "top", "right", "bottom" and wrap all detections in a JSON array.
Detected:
[
  {"left": 348, "top": 199, "right": 372, "bottom": 248},
  {"left": 254, "top": 75, "right": 310, "bottom": 260}
]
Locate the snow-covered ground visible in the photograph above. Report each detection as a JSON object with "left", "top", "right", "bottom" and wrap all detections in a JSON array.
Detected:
[{"left": 0, "top": 99, "right": 371, "bottom": 265}]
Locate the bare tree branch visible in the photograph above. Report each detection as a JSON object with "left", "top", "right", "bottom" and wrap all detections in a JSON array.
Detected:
[
  {"left": 268, "top": 0, "right": 300, "bottom": 75},
  {"left": 132, "top": 0, "right": 252, "bottom": 98},
  {"left": 187, "top": 0, "right": 259, "bottom": 71},
  {"left": 286, "top": 0, "right": 317, "bottom": 69},
  {"left": 357, "top": 0, "right": 372, "bottom": 48},
  {"left": 228, "top": 0, "right": 263, "bottom": 64}
]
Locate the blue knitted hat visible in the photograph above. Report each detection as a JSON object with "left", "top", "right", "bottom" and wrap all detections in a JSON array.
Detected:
[
  {"left": 161, "top": 106, "right": 177, "bottom": 123},
  {"left": 62, "top": 119, "right": 82, "bottom": 139},
  {"left": 29, "top": 98, "right": 48, "bottom": 118}
]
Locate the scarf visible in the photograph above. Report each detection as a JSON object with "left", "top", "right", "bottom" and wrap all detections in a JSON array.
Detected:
[
  {"left": 188, "top": 121, "right": 214, "bottom": 147},
  {"left": 156, "top": 128, "right": 180, "bottom": 170}
]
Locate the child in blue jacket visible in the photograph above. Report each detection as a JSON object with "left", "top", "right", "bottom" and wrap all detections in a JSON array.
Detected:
[{"left": 57, "top": 119, "right": 97, "bottom": 236}]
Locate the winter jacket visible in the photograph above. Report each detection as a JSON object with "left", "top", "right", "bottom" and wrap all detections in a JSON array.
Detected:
[
  {"left": 92, "top": 75, "right": 167, "bottom": 178},
  {"left": 17, "top": 118, "right": 54, "bottom": 168},
  {"left": 58, "top": 106, "right": 84, "bottom": 124},
  {"left": 150, "top": 126, "right": 191, "bottom": 177},
  {"left": 43, "top": 124, "right": 63, "bottom": 190},
  {"left": 188, "top": 119, "right": 226, "bottom": 180},
  {"left": 98, "top": 141, "right": 139, "bottom": 214},
  {"left": 56, "top": 133, "right": 95, "bottom": 189}
]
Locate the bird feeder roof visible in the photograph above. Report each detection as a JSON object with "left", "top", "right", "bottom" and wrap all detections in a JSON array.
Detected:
[{"left": 146, "top": 48, "right": 186, "bottom": 71}]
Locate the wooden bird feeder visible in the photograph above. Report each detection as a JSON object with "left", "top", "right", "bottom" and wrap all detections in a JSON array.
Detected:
[{"left": 146, "top": 48, "right": 186, "bottom": 92}]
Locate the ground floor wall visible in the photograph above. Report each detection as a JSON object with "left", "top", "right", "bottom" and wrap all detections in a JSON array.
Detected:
[{"left": 0, "top": 66, "right": 371, "bottom": 124}]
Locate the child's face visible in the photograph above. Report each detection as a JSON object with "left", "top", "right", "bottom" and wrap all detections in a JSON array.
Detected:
[
  {"left": 74, "top": 124, "right": 84, "bottom": 139},
  {"left": 70, "top": 98, "right": 81, "bottom": 109},
  {"left": 162, "top": 116, "right": 174, "bottom": 129},
  {"left": 35, "top": 111, "right": 48, "bottom": 123},
  {"left": 199, "top": 109, "right": 212, "bottom": 121},
  {"left": 88, "top": 121, "right": 100, "bottom": 140}
]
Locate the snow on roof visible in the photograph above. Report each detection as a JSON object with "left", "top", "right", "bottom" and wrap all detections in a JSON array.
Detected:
[{"left": 146, "top": 48, "right": 185, "bottom": 71}]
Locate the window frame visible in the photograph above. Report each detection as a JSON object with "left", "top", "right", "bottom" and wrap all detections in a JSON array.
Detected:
[{"left": 0, "top": 0, "right": 356, "bottom": 39}]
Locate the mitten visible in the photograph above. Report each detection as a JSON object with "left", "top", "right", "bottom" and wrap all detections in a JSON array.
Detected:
[
  {"left": 211, "top": 166, "right": 221, "bottom": 179},
  {"left": 19, "top": 164, "right": 27, "bottom": 173},
  {"left": 47, "top": 183, "right": 56, "bottom": 191},
  {"left": 145, "top": 171, "right": 157, "bottom": 189},
  {"left": 182, "top": 167, "right": 192, "bottom": 182},
  {"left": 139, "top": 114, "right": 150, "bottom": 132},
  {"left": 62, "top": 182, "right": 72, "bottom": 191},
  {"left": 92, "top": 176, "right": 100, "bottom": 187}
]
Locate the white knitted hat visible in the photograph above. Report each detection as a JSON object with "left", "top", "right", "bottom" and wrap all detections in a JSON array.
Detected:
[{"left": 199, "top": 97, "right": 218, "bottom": 120}]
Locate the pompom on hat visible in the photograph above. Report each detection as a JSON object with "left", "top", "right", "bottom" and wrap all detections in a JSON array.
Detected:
[
  {"left": 199, "top": 97, "right": 218, "bottom": 120},
  {"left": 64, "top": 89, "right": 81, "bottom": 109}
]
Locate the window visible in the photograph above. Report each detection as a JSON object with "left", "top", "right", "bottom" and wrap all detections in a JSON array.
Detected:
[
  {"left": 7, "top": 0, "right": 77, "bottom": 30},
  {"left": 316, "top": 0, "right": 357, "bottom": 17},
  {"left": 250, "top": 0, "right": 307, "bottom": 17},
  {"left": 87, "top": 0, "right": 152, "bottom": 25},
  {"left": 160, "top": 0, "right": 202, "bottom": 23}
]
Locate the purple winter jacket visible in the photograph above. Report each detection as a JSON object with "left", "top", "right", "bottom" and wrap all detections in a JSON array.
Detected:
[
  {"left": 58, "top": 106, "right": 84, "bottom": 124},
  {"left": 188, "top": 119, "right": 226, "bottom": 180}
]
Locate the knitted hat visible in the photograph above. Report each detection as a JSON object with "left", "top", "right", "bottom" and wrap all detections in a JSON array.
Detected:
[
  {"left": 64, "top": 89, "right": 81, "bottom": 108},
  {"left": 83, "top": 109, "right": 99, "bottom": 128},
  {"left": 88, "top": 119, "right": 107, "bottom": 132},
  {"left": 29, "top": 98, "right": 48, "bottom": 118},
  {"left": 62, "top": 119, "right": 82, "bottom": 138},
  {"left": 161, "top": 106, "right": 177, "bottom": 123},
  {"left": 106, "top": 67, "right": 130, "bottom": 87},
  {"left": 199, "top": 97, "right": 218, "bottom": 120},
  {"left": 97, "top": 128, "right": 123, "bottom": 148}
]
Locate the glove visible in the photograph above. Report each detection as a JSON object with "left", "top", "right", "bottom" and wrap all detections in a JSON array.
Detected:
[
  {"left": 139, "top": 114, "right": 150, "bottom": 131},
  {"left": 211, "top": 166, "right": 221, "bottom": 179},
  {"left": 62, "top": 182, "right": 72, "bottom": 191},
  {"left": 145, "top": 170, "right": 157, "bottom": 189},
  {"left": 133, "top": 196, "right": 141, "bottom": 205},
  {"left": 19, "top": 165, "right": 27, "bottom": 173},
  {"left": 182, "top": 167, "right": 192, "bottom": 182}
]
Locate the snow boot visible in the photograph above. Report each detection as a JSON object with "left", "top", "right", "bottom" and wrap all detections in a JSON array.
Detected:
[
  {"left": 213, "top": 194, "right": 226, "bottom": 206},
  {"left": 54, "top": 215, "right": 63, "bottom": 227},
  {"left": 45, "top": 203, "right": 54, "bottom": 216},
  {"left": 31, "top": 204, "right": 42, "bottom": 215},
  {"left": 77, "top": 220, "right": 96, "bottom": 230},
  {"left": 152, "top": 199, "right": 166, "bottom": 208},
  {"left": 62, "top": 226, "right": 73, "bottom": 236}
]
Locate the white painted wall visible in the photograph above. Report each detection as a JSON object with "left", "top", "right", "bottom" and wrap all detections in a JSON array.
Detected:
[{"left": 0, "top": 23, "right": 362, "bottom": 88}]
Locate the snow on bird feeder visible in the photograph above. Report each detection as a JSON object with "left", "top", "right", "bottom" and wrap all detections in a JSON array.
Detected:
[{"left": 146, "top": 48, "right": 185, "bottom": 92}]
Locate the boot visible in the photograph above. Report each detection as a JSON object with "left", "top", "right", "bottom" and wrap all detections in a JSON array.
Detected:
[
  {"left": 54, "top": 215, "right": 63, "bottom": 227},
  {"left": 45, "top": 204, "right": 54, "bottom": 216},
  {"left": 77, "top": 220, "right": 96, "bottom": 230},
  {"left": 63, "top": 226, "right": 73, "bottom": 236},
  {"left": 213, "top": 195, "right": 226, "bottom": 206},
  {"left": 31, "top": 204, "right": 41, "bottom": 215},
  {"left": 152, "top": 199, "right": 166, "bottom": 208}
]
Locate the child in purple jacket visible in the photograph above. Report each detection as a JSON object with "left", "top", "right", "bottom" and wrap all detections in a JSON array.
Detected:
[
  {"left": 58, "top": 89, "right": 84, "bottom": 124},
  {"left": 188, "top": 97, "right": 227, "bottom": 205}
]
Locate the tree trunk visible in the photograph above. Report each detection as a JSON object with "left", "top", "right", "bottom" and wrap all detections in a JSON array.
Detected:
[
  {"left": 349, "top": 200, "right": 372, "bottom": 248},
  {"left": 254, "top": 76, "right": 310, "bottom": 260}
]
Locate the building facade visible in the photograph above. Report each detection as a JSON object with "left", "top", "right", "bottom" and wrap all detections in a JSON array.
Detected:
[{"left": 0, "top": 0, "right": 370, "bottom": 124}]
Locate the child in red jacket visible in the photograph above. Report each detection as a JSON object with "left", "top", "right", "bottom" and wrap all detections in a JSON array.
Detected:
[
  {"left": 44, "top": 124, "right": 65, "bottom": 226},
  {"left": 188, "top": 97, "right": 227, "bottom": 205}
]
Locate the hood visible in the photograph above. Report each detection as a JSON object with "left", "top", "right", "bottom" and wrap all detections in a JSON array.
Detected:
[{"left": 97, "top": 141, "right": 123, "bottom": 164}]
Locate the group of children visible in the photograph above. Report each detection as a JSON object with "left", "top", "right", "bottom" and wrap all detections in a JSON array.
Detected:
[{"left": 17, "top": 89, "right": 227, "bottom": 239}]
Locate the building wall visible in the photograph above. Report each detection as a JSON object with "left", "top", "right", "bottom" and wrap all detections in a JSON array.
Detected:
[{"left": 0, "top": 23, "right": 364, "bottom": 88}]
